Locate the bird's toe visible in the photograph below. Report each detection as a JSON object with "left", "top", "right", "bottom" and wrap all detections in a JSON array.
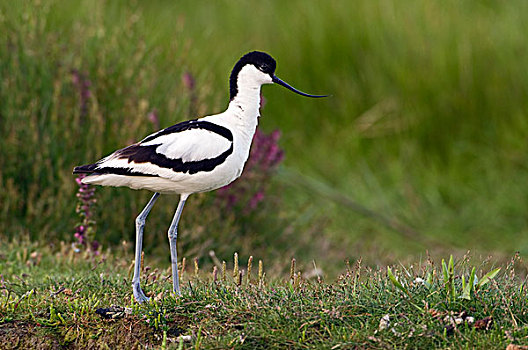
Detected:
[{"left": 132, "top": 283, "right": 150, "bottom": 303}]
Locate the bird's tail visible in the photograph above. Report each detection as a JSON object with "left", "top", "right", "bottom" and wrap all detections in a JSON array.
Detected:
[{"left": 73, "top": 163, "right": 97, "bottom": 175}]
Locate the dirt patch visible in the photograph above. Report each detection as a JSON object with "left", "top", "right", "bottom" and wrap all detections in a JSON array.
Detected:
[
  {"left": 0, "top": 321, "right": 61, "bottom": 349},
  {"left": 83, "top": 318, "right": 160, "bottom": 349},
  {"left": 0, "top": 318, "right": 162, "bottom": 349}
]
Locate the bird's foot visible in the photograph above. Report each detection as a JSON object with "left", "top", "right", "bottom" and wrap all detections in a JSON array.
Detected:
[
  {"left": 172, "top": 281, "right": 181, "bottom": 297},
  {"left": 169, "top": 285, "right": 181, "bottom": 298},
  {"left": 132, "top": 283, "right": 150, "bottom": 303}
]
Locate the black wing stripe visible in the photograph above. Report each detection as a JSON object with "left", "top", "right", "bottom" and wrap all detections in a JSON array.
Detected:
[
  {"left": 73, "top": 120, "right": 234, "bottom": 176},
  {"left": 73, "top": 163, "right": 158, "bottom": 177},
  {"left": 90, "top": 167, "right": 159, "bottom": 177},
  {"left": 142, "top": 120, "right": 233, "bottom": 143},
  {"left": 117, "top": 143, "right": 234, "bottom": 175}
]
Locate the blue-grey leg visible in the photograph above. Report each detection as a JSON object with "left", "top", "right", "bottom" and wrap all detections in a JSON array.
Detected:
[
  {"left": 132, "top": 192, "right": 160, "bottom": 302},
  {"left": 168, "top": 194, "right": 188, "bottom": 296}
]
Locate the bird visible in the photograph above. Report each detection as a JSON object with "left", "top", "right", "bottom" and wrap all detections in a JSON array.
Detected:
[{"left": 73, "top": 51, "right": 327, "bottom": 302}]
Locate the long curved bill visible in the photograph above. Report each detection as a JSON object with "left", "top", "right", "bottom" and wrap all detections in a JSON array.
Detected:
[{"left": 272, "top": 75, "right": 329, "bottom": 98}]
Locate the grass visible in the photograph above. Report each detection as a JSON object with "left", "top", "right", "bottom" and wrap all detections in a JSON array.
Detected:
[
  {"left": 0, "top": 0, "right": 528, "bottom": 262},
  {"left": 1, "top": 240, "right": 528, "bottom": 349},
  {"left": 1, "top": 0, "right": 528, "bottom": 264},
  {"left": 1, "top": 2, "right": 528, "bottom": 346}
]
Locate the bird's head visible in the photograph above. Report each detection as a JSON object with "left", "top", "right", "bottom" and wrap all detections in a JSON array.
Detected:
[{"left": 229, "top": 51, "right": 328, "bottom": 100}]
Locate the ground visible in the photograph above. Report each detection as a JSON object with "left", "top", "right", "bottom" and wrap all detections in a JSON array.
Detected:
[{"left": 1, "top": 240, "right": 528, "bottom": 349}]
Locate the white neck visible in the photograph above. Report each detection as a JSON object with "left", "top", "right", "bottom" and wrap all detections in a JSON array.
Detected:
[
  {"left": 224, "top": 84, "right": 263, "bottom": 135},
  {"left": 222, "top": 64, "right": 272, "bottom": 134},
  {"left": 227, "top": 87, "right": 261, "bottom": 119}
]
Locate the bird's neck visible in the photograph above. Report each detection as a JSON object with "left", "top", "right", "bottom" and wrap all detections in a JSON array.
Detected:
[{"left": 225, "top": 85, "right": 262, "bottom": 131}]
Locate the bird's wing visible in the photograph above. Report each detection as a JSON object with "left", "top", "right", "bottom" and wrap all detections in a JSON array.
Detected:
[{"left": 80, "top": 120, "right": 234, "bottom": 180}]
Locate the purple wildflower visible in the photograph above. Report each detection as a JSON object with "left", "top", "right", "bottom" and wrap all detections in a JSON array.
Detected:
[
  {"left": 74, "top": 174, "right": 98, "bottom": 253},
  {"left": 91, "top": 240, "right": 100, "bottom": 253},
  {"left": 147, "top": 109, "right": 160, "bottom": 129},
  {"left": 182, "top": 71, "right": 195, "bottom": 91},
  {"left": 217, "top": 128, "right": 284, "bottom": 214},
  {"left": 249, "top": 191, "right": 265, "bottom": 210},
  {"left": 182, "top": 71, "right": 198, "bottom": 116},
  {"left": 71, "top": 69, "right": 92, "bottom": 123}
]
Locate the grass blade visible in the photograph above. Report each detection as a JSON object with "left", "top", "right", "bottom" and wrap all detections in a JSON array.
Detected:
[
  {"left": 387, "top": 267, "right": 409, "bottom": 297},
  {"left": 477, "top": 268, "right": 501, "bottom": 290},
  {"left": 461, "top": 267, "right": 476, "bottom": 300}
]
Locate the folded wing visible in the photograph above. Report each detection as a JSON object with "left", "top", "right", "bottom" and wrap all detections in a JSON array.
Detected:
[{"left": 73, "top": 120, "right": 234, "bottom": 181}]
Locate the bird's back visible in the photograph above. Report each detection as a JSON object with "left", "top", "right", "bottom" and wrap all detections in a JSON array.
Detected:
[{"left": 74, "top": 111, "right": 257, "bottom": 195}]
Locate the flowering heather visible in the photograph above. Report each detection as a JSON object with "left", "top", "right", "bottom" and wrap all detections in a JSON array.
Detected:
[
  {"left": 74, "top": 174, "right": 98, "bottom": 252},
  {"left": 182, "top": 71, "right": 198, "bottom": 116},
  {"left": 182, "top": 71, "right": 196, "bottom": 91},
  {"left": 217, "top": 128, "right": 284, "bottom": 213},
  {"left": 71, "top": 69, "right": 92, "bottom": 122},
  {"left": 147, "top": 108, "right": 160, "bottom": 130}
]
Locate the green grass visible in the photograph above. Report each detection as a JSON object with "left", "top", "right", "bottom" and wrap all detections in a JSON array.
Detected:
[
  {"left": 3, "top": 1, "right": 528, "bottom": 347},
  {"left": 2, "top": 0, "right": 528, "bottom": 278},
  {"left": 1, "top": 240, "right": 528, "bottom": 349}
]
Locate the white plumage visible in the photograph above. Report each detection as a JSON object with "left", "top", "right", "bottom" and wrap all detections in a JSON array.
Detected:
[
  {"left": 73, "top": 51, "right": 327, "bottom": 302},
  {"left": 143, "top": 129, "right": 231, "bottom": 162},
  {"left": 81, "top": 116, "right": 242, "bottom": 194}
]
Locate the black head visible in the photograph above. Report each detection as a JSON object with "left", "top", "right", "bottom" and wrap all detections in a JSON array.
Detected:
[
  {"left": 229, "top": 51, "right": 276, "bottom": 99},
  {"left": 229, "top": 51, "right": 328, "bottom": 100}
]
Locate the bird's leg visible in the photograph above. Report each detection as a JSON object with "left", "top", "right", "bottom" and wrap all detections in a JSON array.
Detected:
[
  {"left": 167, "top": 194, "right": 188, "bottom": 296},
  {"left": 132, "top": 192, "right": 160, "bottom": 303}
]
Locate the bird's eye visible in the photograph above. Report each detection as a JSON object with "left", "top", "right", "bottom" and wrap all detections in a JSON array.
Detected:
[{"left": 258, "top": 64, "right": 270, "bottom": 73}]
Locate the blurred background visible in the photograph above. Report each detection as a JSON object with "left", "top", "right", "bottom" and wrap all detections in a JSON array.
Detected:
[{"left": 1, "top": 0, "right": 527, "bottom": 275}]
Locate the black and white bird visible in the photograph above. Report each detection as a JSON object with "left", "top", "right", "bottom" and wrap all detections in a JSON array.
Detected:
[{"left": 73, "top": 51, "right": 327, "bottom": 302}]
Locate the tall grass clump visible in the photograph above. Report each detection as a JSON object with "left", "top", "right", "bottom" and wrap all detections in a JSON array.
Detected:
[
  {"left": 0, "top": 0, "right": 322, "bottom": 268},
  {"left": 0, "top": 1, "right": 187, "bottom": 242},
  {"left": 130, "top": 0, "right": 528, "bottom": 258},
  {"left": 3, "top": 0, "right": 528, "bottom": 265}
]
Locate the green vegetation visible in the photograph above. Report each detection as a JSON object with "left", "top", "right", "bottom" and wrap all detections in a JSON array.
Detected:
[
  {"left": 1, "top": 0, "right": 527, "bottom": 266},
  {"left": 1, "top": 241, "right": 527, "bottom": 349},
  {"left": 1, "top": 0, "right": 528, "bottom": 346}
]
